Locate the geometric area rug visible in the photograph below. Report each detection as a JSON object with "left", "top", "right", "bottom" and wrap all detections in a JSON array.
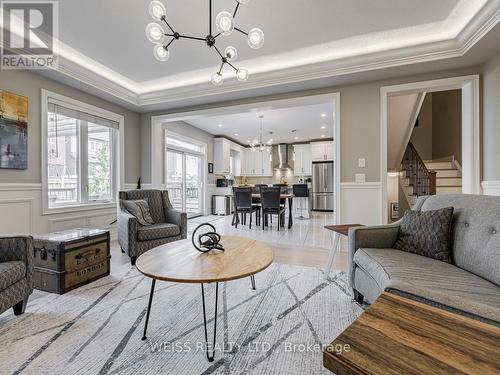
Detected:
[{"left": 0, "top": 263, "right": 363, "bottom": 375}]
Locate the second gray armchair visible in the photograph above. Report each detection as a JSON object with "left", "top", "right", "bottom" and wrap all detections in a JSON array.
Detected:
[
  {"left": 118, "top": 190, "right": 187, "bottom": 265},
  {"left": 0, "top": 236, "right": 34, "bottom": 316}
]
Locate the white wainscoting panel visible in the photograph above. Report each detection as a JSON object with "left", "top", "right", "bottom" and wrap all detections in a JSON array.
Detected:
[
  {"left": 0, "top": 198, "right": 34, "bottom": 235},
  {"left": 0, "top": 183, "right": 118, "bottom": 238},
  {"left": 481, "top": 181, "right": 500, "bottom": 196},
  {"left": 340, "top": 182, "right": 383, "bottom": 226}
]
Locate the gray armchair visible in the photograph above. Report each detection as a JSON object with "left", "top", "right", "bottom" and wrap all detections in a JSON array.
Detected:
[
  {"left": 0, "top": 236, "right": 34, "bottom": 316},
  {"left": 118, "top": 190, "right": 187, "bottom": 265}
]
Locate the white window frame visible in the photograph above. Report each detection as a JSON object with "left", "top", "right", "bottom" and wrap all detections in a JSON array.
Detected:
[
  {"left": 164, "top": 130, "right": 207, "bottom": 217},
  {"left": 41, "top": 89, "right": 124, "bottom": 215}
]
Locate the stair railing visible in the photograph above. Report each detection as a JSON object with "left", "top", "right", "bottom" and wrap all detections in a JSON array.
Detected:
[{"left": 401, "top": 141, "right": 437, "bottom": 197}]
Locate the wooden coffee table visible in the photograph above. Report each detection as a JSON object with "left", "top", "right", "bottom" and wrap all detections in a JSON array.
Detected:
[
  {"left": 323, "top": 292, "right": 500, "bottom": 374},
  {"left": 136, "top": 236, "right": 274, "bottom": 362}
]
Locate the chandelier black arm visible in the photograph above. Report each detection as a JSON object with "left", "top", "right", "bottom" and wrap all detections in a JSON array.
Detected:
[
  {"left": 161, "top": 16, "right": 175, "bottom": 34},
  {"left": 234, "top": 27, "right": 248, "bottom": 36},
  {"left": 209, "top": 0, "right": 212, "bottom": 35},
  {"left": 213, "top": 45, "right": 225, "bottom": 59},
  {"left": 165, "top": 38, "right": 176, "bottom": 49},
  {"left": 233, "top": 2, "right": 240, "bottom": 18},
  {"left": 226, "top": 61, "right": 238, "bottom": 72},
  {"left": 217, "top": 61, "right": 225, "bottom": 74},
  {"left": 178, "top": 34, "right": 207, "bottom": 42},
  {"left": 214, "top": 32, "right": 221, "bottom": 39}
]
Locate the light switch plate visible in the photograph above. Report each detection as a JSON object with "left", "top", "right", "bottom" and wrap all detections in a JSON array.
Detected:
[
  {"left": 358, "top": 158, "right": 366, "bottom": 168},
  {"left": 355, "top": 173, "right": 366, "bottom": 183}
]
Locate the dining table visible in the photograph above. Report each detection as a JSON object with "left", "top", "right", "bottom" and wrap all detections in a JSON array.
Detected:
[{"left": 231, "top": 193, "right": 294, "bottom": 229}]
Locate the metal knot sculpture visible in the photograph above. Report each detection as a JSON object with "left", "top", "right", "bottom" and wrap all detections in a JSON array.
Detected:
[{"left": 191, "top": 223, "right": 225, "bottom": 253}]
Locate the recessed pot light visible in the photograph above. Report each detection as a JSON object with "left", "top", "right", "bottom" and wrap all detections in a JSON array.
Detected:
[
  {"left": 234, "top": 133, "right": 239, "bottom": 136},
  {"left": 218, "top": 124, "right": 223, "bottom": 127},
  {"left": 321, "top": 126, "right": 326, "bottom": 129},
  {"left": 294, "top": 136, "right": 299, "bottom": 140},
  {"left": 321, "top": 134, "right": 326, "bottom": 138},
  {"left": 321, "top": 113, "right": 327, "bottom": 118}
]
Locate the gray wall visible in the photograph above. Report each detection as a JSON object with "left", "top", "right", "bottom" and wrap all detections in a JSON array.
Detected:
[
  {"left": 140, "top": 67, "right": 480, "bottom": 184},
  {"left": 482, "top": 51, "right": 500, "bottom": 181},
  {"left": 0, "top": 69, "right": 141, "bottom": 184},
  {"left": 140, "top": 115, "right": 215, "bottom": 184},
  {"left": 410, "top": 90, "right": 462, "bottom": 164},
  {"left": 432, "top": 90, "right": 462, "bottom": 164},
  {"left": 411, "top": 94, "right": 433, "bottom": 160}
]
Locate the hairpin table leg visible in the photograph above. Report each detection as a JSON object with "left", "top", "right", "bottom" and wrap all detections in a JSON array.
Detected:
[{"left": 201, "top": 282, "right": 219, "bottom": 362}]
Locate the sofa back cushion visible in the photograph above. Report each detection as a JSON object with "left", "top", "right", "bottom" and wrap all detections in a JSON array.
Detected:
[
  {"left": 415, "top": 194, "right": 500, "bottom": 286},
  {"left": 119, "top": 190, "right": 165, "bottom": 223}
]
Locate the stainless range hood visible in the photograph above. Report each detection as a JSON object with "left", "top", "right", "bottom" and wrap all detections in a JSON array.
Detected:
[{"left": 273, "top": 144, "right": 293, "bottom": 170}]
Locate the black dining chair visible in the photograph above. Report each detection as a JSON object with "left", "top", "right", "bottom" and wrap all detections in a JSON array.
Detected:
[
  {"left": 260, "top": 187, "right": 286, "bottom": 231},
  {"left": 233, "top": 187, "right": 260, "bottom": 229},
  {"left": 293, "top": 184, "right": 309, "bottom": 219},
  {"left": 252, "top": 184, "right": 268, "bottom": 194}
]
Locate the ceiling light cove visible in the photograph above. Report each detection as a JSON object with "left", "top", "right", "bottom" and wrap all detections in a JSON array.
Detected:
[{"left": 145, "top": 0, "right": 264, "bottom": 86}]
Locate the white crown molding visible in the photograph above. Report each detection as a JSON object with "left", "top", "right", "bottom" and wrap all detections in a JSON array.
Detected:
[{"left": 3, "top": 2, "right": 500, "bottom": 107}]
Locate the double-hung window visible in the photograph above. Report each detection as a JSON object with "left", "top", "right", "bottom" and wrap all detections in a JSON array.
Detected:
[{"left": 43, "top": 91, "right": 120, "bottom": 212}]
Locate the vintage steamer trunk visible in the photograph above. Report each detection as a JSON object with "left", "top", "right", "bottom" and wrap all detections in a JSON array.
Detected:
[{"left": 33, "top": 228, "right": 110, "bottom": 294}]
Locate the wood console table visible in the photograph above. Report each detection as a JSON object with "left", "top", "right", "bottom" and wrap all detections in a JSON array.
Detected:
[{"left": 323, "top": 292, "right": 500, "bottom": 375}]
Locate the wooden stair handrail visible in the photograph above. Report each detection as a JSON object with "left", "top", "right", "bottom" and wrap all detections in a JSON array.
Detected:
[{"left": 403, "top": 141, "right": 437, "bottom": 196}]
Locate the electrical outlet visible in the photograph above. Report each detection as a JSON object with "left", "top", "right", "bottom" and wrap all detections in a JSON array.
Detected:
[
  {"left": 355, "top": 173, "right": 366, "bottom": 183},
  {"left": 358, "top": 158, "right": 366, "bottom": 168},
  {"left": 85, "top": 217, "right": 91, "bottom": 227}
]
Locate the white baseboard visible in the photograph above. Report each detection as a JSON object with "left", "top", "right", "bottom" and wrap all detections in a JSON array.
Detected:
[{"left": 481, "top": 181, "right": 500, "bottom": 196}]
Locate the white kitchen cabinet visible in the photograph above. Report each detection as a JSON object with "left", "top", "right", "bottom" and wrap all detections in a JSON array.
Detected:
[
  {"left": 293, "top": 144, "right": 312, "bottom": 175},
  {"left": 244, "top": 148, "right": 272, "bottom": 176},
  {"left": 214, "top": 138, "right": 231, "bottom": 174},
  {"left": 311, "top": 141, "right": 334, "bottom": 161},
  {"left": 261, "top": 149, "right": 272, "bottom": 176}
]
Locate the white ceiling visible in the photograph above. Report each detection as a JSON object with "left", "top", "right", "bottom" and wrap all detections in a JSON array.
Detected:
[
  {"left": 57, "top": 0, "right": 466, "bottom": 82},
  {"left": 185, "top": 101, "right": 334, "bottom": 144},
  {"left": 5, "top": 0, "right": 500, "bottom": 110}
]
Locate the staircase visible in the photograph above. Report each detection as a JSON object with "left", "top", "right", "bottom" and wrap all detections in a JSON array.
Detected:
[
  {"left": 424, "top": 157, "right": 462, "bottom": 195},
  {"left": 399, "top": 142, "right": 462, "bottom": 207}
]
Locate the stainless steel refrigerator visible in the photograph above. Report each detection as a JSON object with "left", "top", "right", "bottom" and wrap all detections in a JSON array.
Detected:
[{"left": 312, "top": 161, "right": 334, "bottom": 211}]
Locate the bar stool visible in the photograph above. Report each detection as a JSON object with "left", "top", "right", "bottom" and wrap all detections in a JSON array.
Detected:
[{"left": 293, "top": 184, "right": 309, "bottom": 220}]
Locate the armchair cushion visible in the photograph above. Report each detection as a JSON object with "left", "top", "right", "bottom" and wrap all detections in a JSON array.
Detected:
[
  {"left": 137, "top": 223, "right": 181, "bottom": 241},
  {"left": 121, "top": 199, "right": 155, "bottom": 226},
  {"left": 0, "top": 261, "right": 26, "bottom": 290},
  {"left": 394, "top": 207, "right": 454, "bottom": 263}
]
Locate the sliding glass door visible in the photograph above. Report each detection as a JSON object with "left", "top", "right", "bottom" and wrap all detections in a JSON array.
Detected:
[{"left": 165, "top": 133, "right": 205, "bottom": 218}]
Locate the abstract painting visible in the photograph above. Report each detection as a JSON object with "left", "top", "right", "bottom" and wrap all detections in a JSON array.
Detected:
[{"left": 0, "top": 90, "right": 28, "bottom": 169}]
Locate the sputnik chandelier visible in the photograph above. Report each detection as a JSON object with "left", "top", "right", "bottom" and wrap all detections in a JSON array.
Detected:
[
  {"left": 145, "top": 0, "right": 265, "bottom": 86},
  {"left": 249, "top": 115, "right": 273, "bottom": 153}
]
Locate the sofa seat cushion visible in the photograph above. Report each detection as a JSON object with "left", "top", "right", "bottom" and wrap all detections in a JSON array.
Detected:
[
  {"left": 354, "top": 248, "right": 500, "bottom": 324},
  {"left": 0, "top": 261, "right": 26, "bottom": 290},
  {"left": 137, "top": 223, "right": 180, "bottom": 241}
]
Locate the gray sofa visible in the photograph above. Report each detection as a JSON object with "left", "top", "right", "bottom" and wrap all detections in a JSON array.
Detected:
[
  {"left": 349, "top": 194, "right": 500, "bottom": 326},
  {"left": 0, "top": 236, "right": 34, "bottom": 316},
  {"left": 118, "top": 190, "right": 187, "bottom": 265}
]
